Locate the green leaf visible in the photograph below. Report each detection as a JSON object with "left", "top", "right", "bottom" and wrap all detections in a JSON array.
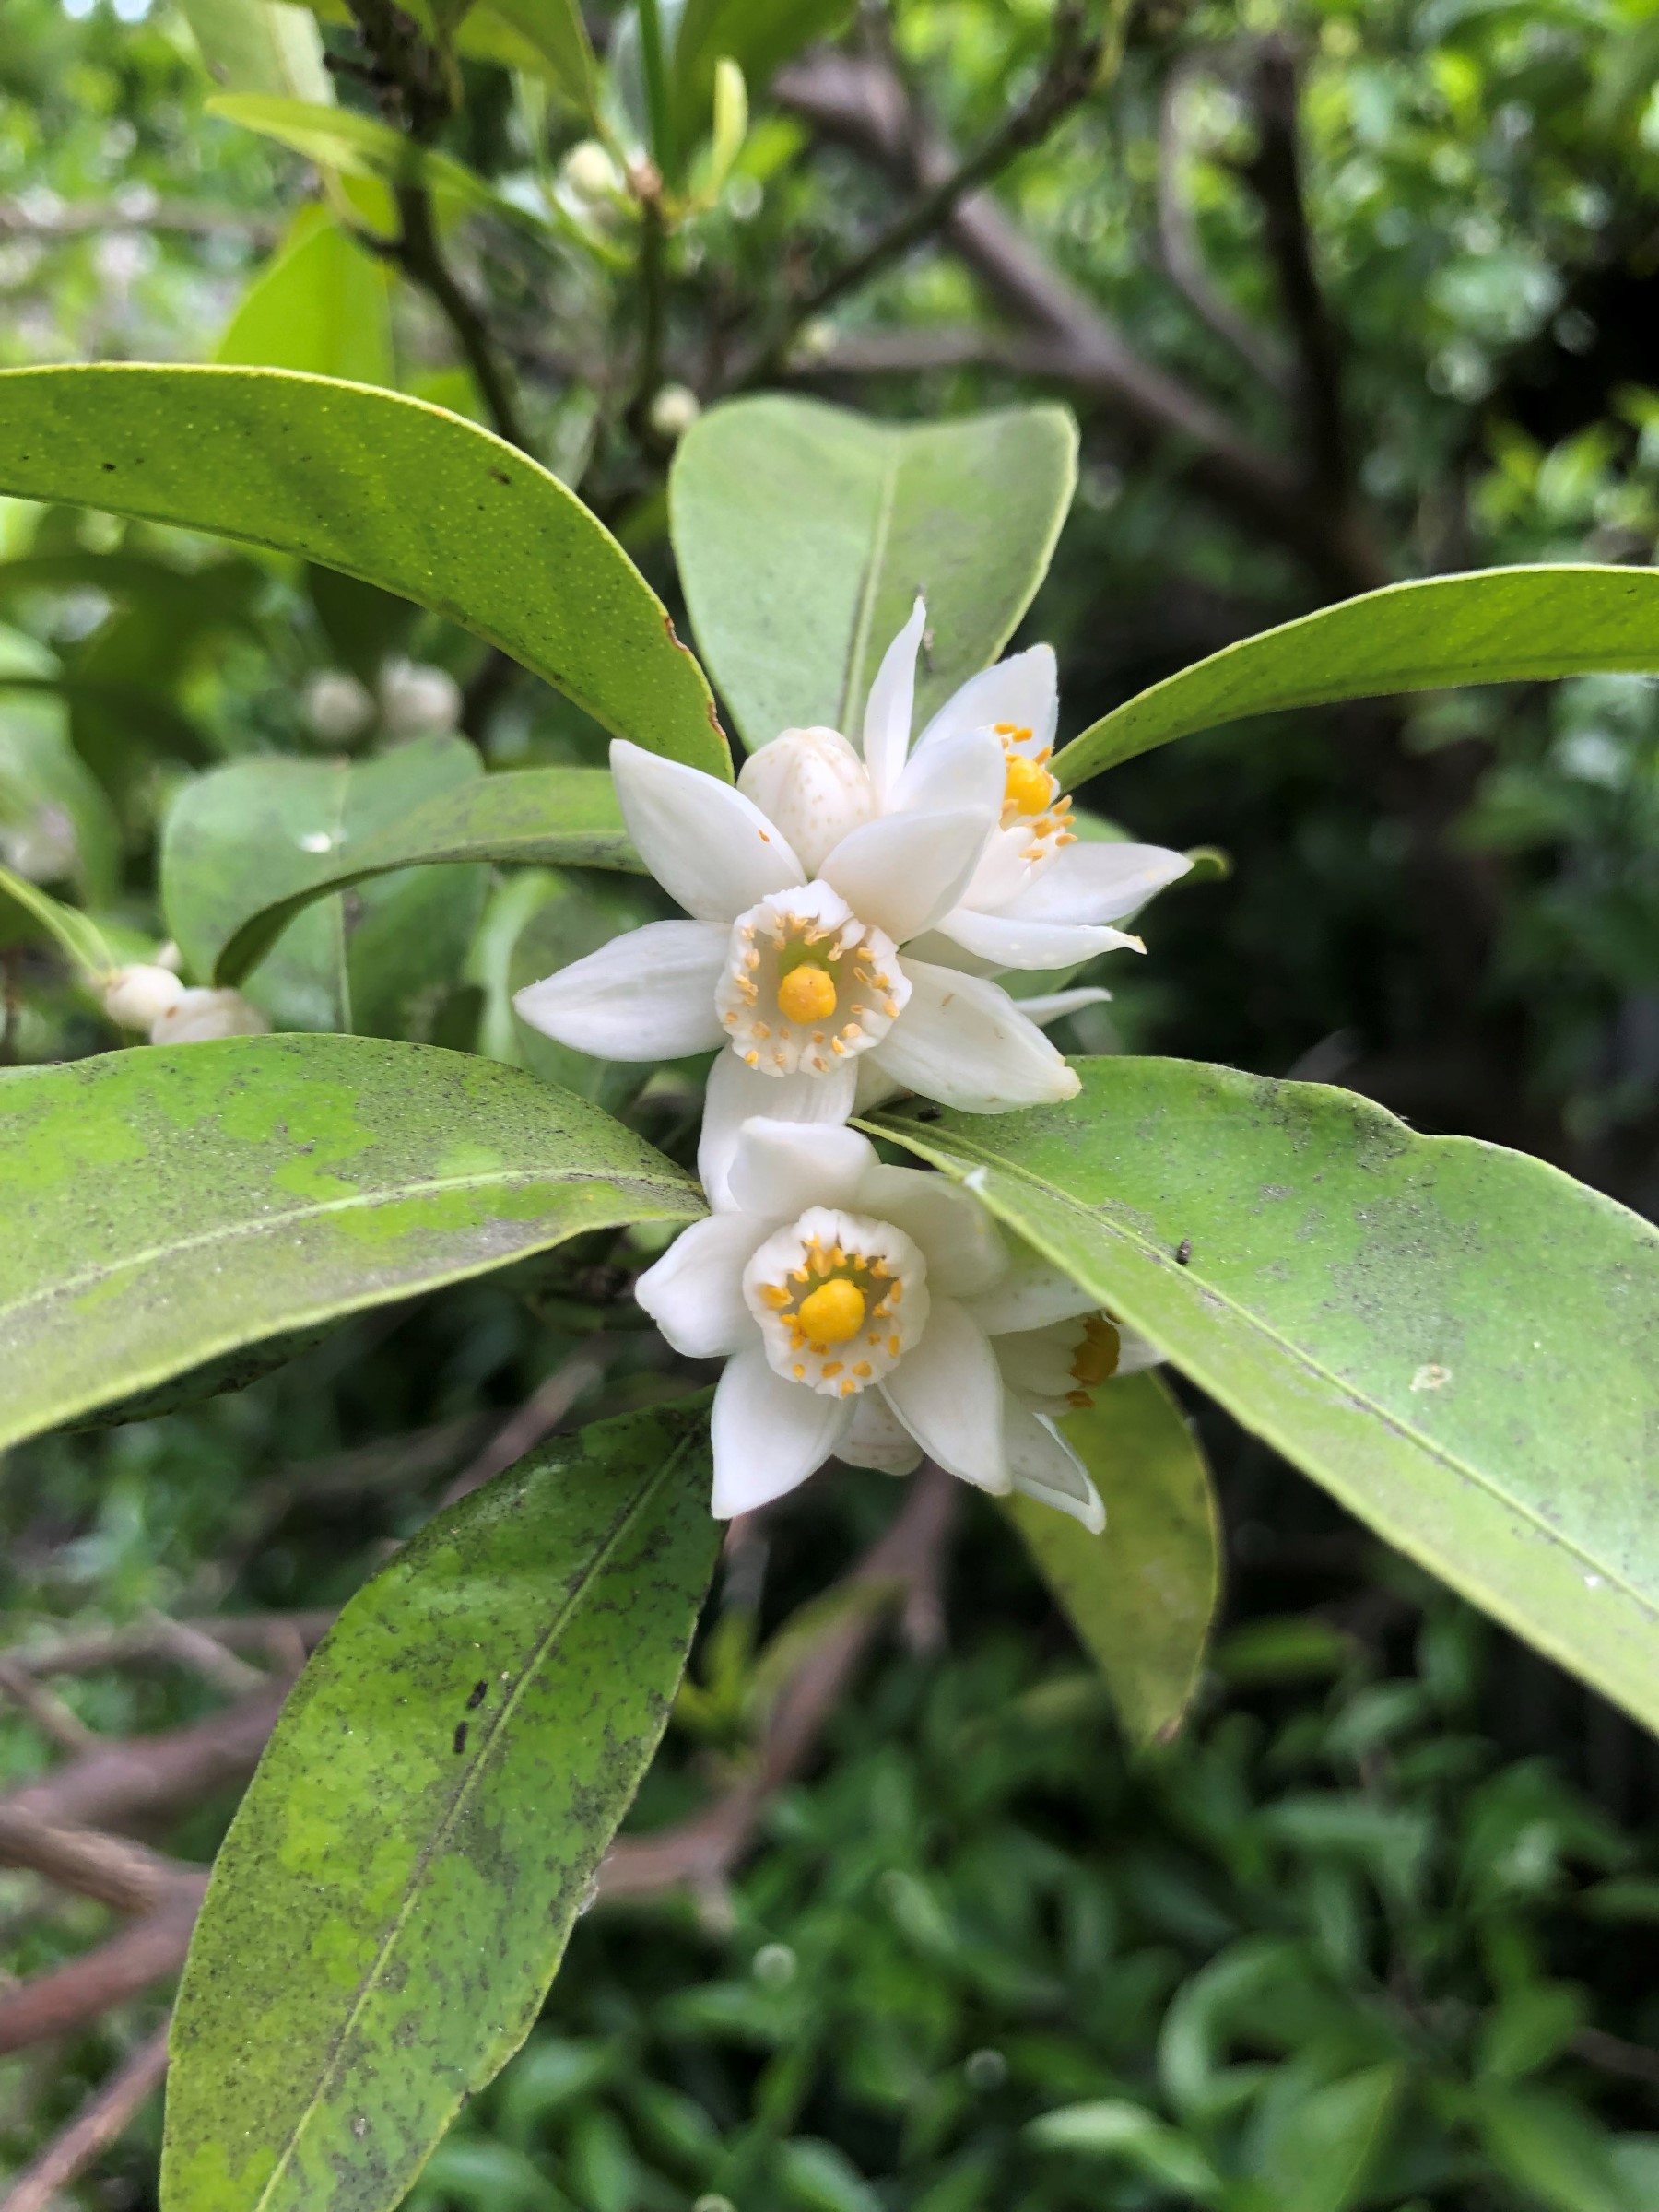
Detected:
[
  {"left": 670, "top": 395, "right": 1076, "bottom": 750},
  {"left": 1058, "top": 566, "right": 1659, "bottom": 786},
  {"left": 0, "top": 1033, "right": 701, "bottom": 1453},
  {"left": 162, "top": 1400, "right": 720, "bottom": 2212},
  {"left": 0, "top": 859, "right": 113, "bottom": 977},
  {"left": 0, "top": 365, "right": 729, "bottom": 778},
  {"left": 1245, "top": 2062, "right": 1404, "bottom": 2212},
  {"left": 872, "top": 1059, "right": 1659, "bottom": 1733},
  {"left": 162, "top": 735, "right": 485, "bottom": 1030},
  {"left": 1467, "top": 2087, "right": 1642, "bottom": 2212},
  {"left": 206, "top": 95, "right": 524, "bottom": 228},
  {"left": 180, "top": 0, "right": 333, "bottom": 99},
  {"left": 1003, "top": 1373, "right": 1219, "bottom": 1749},
  {"left": 0, "top": 688, "right": 120, "bottom": 903},
  {"left": 672, "top": 0, "right": 853, "bottom": 146},
  {"left": 196, "top": 766, "right": 637, "bottom": 987},
  {"left": 215, "top": 206, "right": 395, "bottom": 385},
  {"left": 1026, "top": 2100, "right": 1222, "bottom": 2198},
  {"left": 480, "top": 0, "right": 598, "bottom": 112}
]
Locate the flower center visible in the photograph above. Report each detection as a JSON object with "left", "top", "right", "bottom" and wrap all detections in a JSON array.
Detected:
[
  {"left": 1066, "top": 1314, "right": 1121, "bottom": 1406},
  {"left": 744, "top": 1206, "right": 931, "bottom": 1397},
  {"left": 716, "top": 882, "right": 911, "bottom": 1078},
  {"left": 994, "top": 722, "right": 1076, "bottom": 861}
]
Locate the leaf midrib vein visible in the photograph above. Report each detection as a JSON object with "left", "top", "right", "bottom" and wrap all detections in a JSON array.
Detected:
[{"left": 838, "top": 441, "right": 900, "bottom": 732}]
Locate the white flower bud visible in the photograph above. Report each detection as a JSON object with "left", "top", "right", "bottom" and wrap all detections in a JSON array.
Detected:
[
  {"left": 302, "top": 670, "right": 375, "bottom": 744},
  {"left": 736, "top": 725, "right": 875, "bottom": 874},
  {"left": 561, "top": 139, "right": 623, "bottom": 203},
  {"left": 149, "top": 987, "right": 269, "bottom": 1045},
  {"left": 101, "top": 963, "right": 186, "bottom": 1031},
  {"left": 647, "top": 382, "right": 701, "bottom": 442},
  {"left": 379, "top": 657, "right": 462, "bottom": 738}
]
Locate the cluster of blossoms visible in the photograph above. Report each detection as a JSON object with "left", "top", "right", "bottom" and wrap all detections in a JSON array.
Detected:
[{"left": 519, "top": 605, "right": 1187, "bottom": 1529}]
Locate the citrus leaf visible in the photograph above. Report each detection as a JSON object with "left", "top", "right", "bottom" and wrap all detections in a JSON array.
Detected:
[
  {"left": 872, "top": 1060, "right": 1659, "bottom": 1733},
  {"left": 0, "top": 364, "right": 729, "bottom": 777},
  {"left": 1004, "top": 1372, "right": 1220, "bottom": 1749},
  {"left": 0, "top": 1033, "right": 702, "bottom": 1453},
  {"left": 671, "top": 395, "right": 1076, "bottom": 749},
  {"left": 163, "top": 1400, "right": 719, "bottom": 2212},
  {"left": 0, "top": 859, "right": 113, "bottom": 977},
  {"left": 1058, "top": 566, "right": 1659, "bottom": 786}
]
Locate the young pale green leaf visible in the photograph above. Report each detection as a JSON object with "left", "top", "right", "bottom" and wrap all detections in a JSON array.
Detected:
[
  {"left": 1026, "top": 2101, "right": 1222, "bottom": 2198},
  {"left": 873, "top": 1060, "right": 1659, "bottom": 1734},
  {"left": 0, "top": 1033, "right": 702, "bottom": 1453},
  {"left": 0, "top": 860, "right": 113, "bottom": 977},
  {"left": 215, "top": 207, "right": 394, "bottom": 384},
  {"left": 206, "top": 95, "right": 524, "bottom": 227},
  {"left": 162, "top": 736, "right": 484, "bottom": 1031},
  {"left": 1244, "top": 2062, "right": 1404, "bottom": 2212},
  {"left": 0, "top": 365, "right": 730, "bottom": 778},
  {"left": 162, "top": 1399, "right": 720, "bottom": 2212},
  {"left": 479, "top": 0, "right": 598, "bottom": 112},
  {"left": 1058, "top": 566, "right": 1659, "bottom": 786},
  {"left": 1003, "top": 1373, "right": 1220, "bottom": 1750},
  {"left": 201, "top": 766, "right": 636, "bottom": 987},
  {"left": 178, "top": 0, "right": 333, "bottom": 100},
  {"left": 670, "top": 395, "right": 1077, "bottom": 749},
  {"left": 1465, "top": 2087, "right": 1644, "bottom": 2212},
  {"left": 671, "top": 0, "right": 853, "bottom": 147}
]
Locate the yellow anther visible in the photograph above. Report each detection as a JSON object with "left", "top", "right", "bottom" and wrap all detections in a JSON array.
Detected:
[
  {"left": 1069, "top": 1314, "right": 1121, "bottom": 1399},
  {"left": 796, "top": 1277, "right": 866, "bottom": 1345},
  {"left": 1004, "top": 753, "right": 1053, "bottom": 817},
  {"left": 778, "top": 962, "right": 838, "bottom": 1023}
]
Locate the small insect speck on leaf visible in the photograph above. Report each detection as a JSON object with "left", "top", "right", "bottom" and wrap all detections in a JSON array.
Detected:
[
  {"left": 296, "top": 1140, "right": 314, "bottom": 1155},
  {"left": 914, "top": 1104, "right": 942, "bottom": 1123},
  {"left": 488, "top": 467, "right": 511, "bottom": 485},
  {"left": 352, "top": 2117, "right": 367, "bottom": 2140},
  {"left": 1410, "top": 1363, "right": 1451, "bottom": 1392},
  {"left": 1175, "top": 1237, "right": 1193, "bottom": 1265},
  {"left": 453, "top": 1721, "right": 469, "bottom": 1755},
  {"left": 100, "top": 461, "right": 116, "bottom": 472},
  {"left": 466, "top": 1679, "right": 488, "bottom": 1710}
]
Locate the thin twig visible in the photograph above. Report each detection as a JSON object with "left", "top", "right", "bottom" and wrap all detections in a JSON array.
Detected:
[
  {"left": 3, "top": 1684, "right": 288, "bottom": 1832},
  {"left": 0, "top": 1662, "right": 98, "bottom": 1755},
  {"left": 439, "top": 1343, "right": 616, "bottom": 1509},
  {"left": 0, "top": 1610, "right": 333, "bottom": 1681},
  {"left": 1572, "top": 2024, "right": 1659, "bottom": 2092},
  {"left": 0, "top": 1807, "right": 203, "bottom": 1915},
  {"left": 389, "top": 182, "right": 530, "bottom": 450},
  {"left": 0, "top": 2019, "right": 171, "bottom": 2212},
  {"left": 0, "top": 1898, "right": 201, "bottom": 2054},
  {"left": 1155, "top": 57, "right": 1288, "bottom": 394}
]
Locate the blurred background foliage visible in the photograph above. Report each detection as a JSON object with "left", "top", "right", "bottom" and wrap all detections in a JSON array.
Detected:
[{"left": 3, "top": 0, "right": 1659, "bottom": 2205}]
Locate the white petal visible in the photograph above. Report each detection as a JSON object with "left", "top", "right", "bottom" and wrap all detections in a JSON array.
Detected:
[
  {"left": 837, "top": 1394, "right": 924, "bottom": 1476},
  {"left": 698, "top": 1048, "right": 857, "bottom": 1211},
  {"left": 1004, "top": 1398, "right": 1105, "bottom": 1532},
  {"left": 880, "top": 1296, "right": 1007, "bottom": 1492},
  {"left": 966, "top": 1250, "right": 1098, "bottom": 1335},
  {"left": 711, "top": 1344, "right": 851, "bottom": 1515},
  {"left": 860, "top": 597, "right": 925, "bottom": 806},
  {"left": 888, "top": 723, "right": 1006, "bottom": 822},
  {"left": 821, "top": 806, "right": 994, "bottom": 946},
  {"left": 854, "top": 1163, "right": 1008, "bottom": 1300},
  {"left": 634, "top": 1215, "right": 771, "bottom": 1358},
  {"left": 1013, "top": 986, "right": 1112, "bottom": 1027},
  {"left": 726, "top": 1117, "right": 878, "bottom": 1219},
  {"left": 935, "top": 908, "right": 1144, "bottom": 972},
  {"left": 875, "top": 959, "right": 1081, "bottom": 1112},
  {"left": 737, "top": 726, "right": 876, "bottom": 876},
  {"left": 611, "top": 739, "right": 804, "bottom": 924},
  {"left": 961, "top": 821, "right": 1044, "bottom": 912},
  {"left": 512, "top": 919, "right": 725, "bottom": 1059},
  {"left": 853, "top": 1056, "right": 905, "bottom": 1113},
  {"left": 998, "top": 841, "right": 1193, "bottom": 926},
  {"left": 1115, "top": 1326, "right": 1164, "bottom": 1376},
  {"left": 149, "top": 988, "right": 267, "bottom": 1044},
  {"left": 912, "top": 643, "right": 1057, "bottom": 759}
]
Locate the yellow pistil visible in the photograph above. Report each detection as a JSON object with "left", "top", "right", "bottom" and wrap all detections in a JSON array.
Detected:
[
  {"left": 1003, "top": 752, "right": 1053, "bottom": 818},
  {"left": 777, "top": 962, "right": 838, "bottom": 1024},
  {"left": 796, "top": 1277, "right": 866, "bottom": 1345}
]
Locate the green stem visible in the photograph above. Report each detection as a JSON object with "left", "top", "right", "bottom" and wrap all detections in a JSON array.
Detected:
[{"left": 636, "top": 0, "right": 677, "bottom": 188}]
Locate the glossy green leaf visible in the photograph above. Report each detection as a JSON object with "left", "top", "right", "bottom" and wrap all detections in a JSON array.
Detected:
[
  {"left": 1245, "top": 2062, "right": 1404, "bottom": 2212},
  {"left": 1467, "top": 2088, "right": 1642, "bottom": 2212},
  {"left": 1058, "top": 565, "right": 1659, "bottom": 786},
  {"left": 206, "top": 95, "right": 524, "bottom": 227},
  {"left": 215, "top": 206, "right": 394, "bottom": 385},
  {"left": 180, "top": 0, "right": 333, "bottom": 100},
  {"left": 481, "top": 0, "right": 598, "bottom": 112},
  {"left": 873, "top": 1059, "right": 1659, "bottom": 1733},
  {"left": 163, "top": 1399, "right": 720, "bottom": 2212},
  {"left": 0, "top": 860, "right": 112, "bottom": 976},
  {"left": 198, "top": 766, "right": 637, "bottom": 986},
  {"left": 0, "top": 688, "right": 120, "bottom": 903},
  {"left": 0, "top": 1033, "right": 702, "bottom": 1453},
  {"left": 0, "top": 364, "right": 729, "bottom": 777},
  {"left": 1026, "top": 2101, "right": 1222, "bottom": 2197},
  {"left": 672, "top": 0, "right": 853, "bottom": 145},
  {"left": 162, "top": 735, "right": 484, "bottom": 1031},
  {"left": 671, "top": 395, "right": 1077, "bottom": 749},
  {"left": 1004, "top": 1373, "right": 1220, "bottom": 1749}
]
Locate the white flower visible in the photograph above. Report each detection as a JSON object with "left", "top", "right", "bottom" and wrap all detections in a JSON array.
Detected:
[
  {"left": 634, "top": 1116, "right": 1159, "bottom": 1527},
  {"left": 101, "top": 962, "right": 186, "bottom": 1030},
  {"left": 302, "top": 670, "right": 375, "bottom": 745},
  {"left": 148, "top": 987, "right": 269, "bottom": 1045},
  {"left": 380, "top": 658, "right": 462, "bottom": 738},
  {"left": 514, "top": 725, "right": 1083, "bottom": 1206}
]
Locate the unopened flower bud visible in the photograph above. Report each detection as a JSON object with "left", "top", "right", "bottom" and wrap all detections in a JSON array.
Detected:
[
  {"left": 149, "top": 987, "right": 269, "bottom": 1045},
  {"left": 736, "top": 725, "right": 875, "bottom": 874},
  {"left": 562, "top": 138, "right": 623, "bottom": 203},
  {"left": 379, "top": 657, "right": 462, "bottom": 738},
  {"left": 302, "top": 670, "right": 375, "bottom": 744},
  {"left": 647, "top": 382, "right": 701, "bottom": 442},
  {"left": 101, "top": 963, "right": 186, "bottom": 1031}
]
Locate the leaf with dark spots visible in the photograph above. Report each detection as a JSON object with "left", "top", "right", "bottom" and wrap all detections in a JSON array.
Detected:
[
  {"left": 163, "top": 1399, "right": 719, "bottom": 2212},
  {"left": 872, "top": 1058, "right": 1659, "bottom": 1732}
]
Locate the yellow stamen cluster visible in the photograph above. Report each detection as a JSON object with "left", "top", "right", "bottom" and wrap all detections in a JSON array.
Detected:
[
  {"left": 762, "top": 1230, "right": 904, "bottom": 1396},
  {"left": 994, "top": 722, "right": 1077, "bottom": 862},
  {"left": 777, "top": 962, "right": 838, "bottom": 1024},
  {"left": 1065, "top": 1313, "right": 1122, "bottom": 1407},
  {"left": 719, "top": 890, "right": 906, "bottom": 1077}
]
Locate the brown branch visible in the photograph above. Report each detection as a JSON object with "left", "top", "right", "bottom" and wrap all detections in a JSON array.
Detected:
[
  {"left": 1156, "top": 58, "right": 1288, "bottom": 394},
  {"left": 0, "top": 1662, "right": 97, "bottom": 1755},
  {"left": 0, "top": 1897, "right": 200, "bottom": 2055},
  {"left": 0, "top": 1808, "right": 203, "bottom": 1916},
  {"left": 775, "top": 53, "right": 1388, "bottom": 594},
  {"left": 3, "top": 1684, "right": 288, "bottom": 1832},
  {"left": 1, "top": 1610, "right": 333, "bottom": 1681},
  {"left": 1571, "top": 2024, "right": 1659, "bottom": 2092},
  {"left": 0, "top": 2020, "right": 171, "bottom": 2212},
  {"left": 390, "top": 182, "right": 530, "bottom": 451},
  {"left": 439, "top": 1342, "right": 617, "bottom": 1509}
]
